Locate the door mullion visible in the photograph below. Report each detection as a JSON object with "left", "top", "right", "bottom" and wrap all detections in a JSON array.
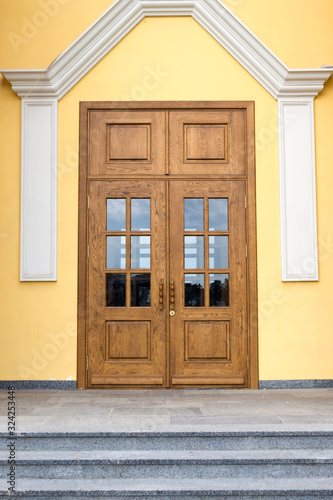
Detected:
[
  {"left": 166, "top": 179, "right": 171, "bottom": 388},
  {"left": 126, "top": 197, "right": 131, "bottom": 308},
  {"left": 204, "top": 197, "right": 209, "bottom": 308}
]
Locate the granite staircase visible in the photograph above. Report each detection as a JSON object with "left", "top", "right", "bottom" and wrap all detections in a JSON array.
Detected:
[{"left": 1, "top": 430, "right": 333, "bottom": 499}]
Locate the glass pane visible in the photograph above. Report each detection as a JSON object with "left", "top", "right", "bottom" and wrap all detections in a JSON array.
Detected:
[
  {"left": 209, "top": 236, "right": 228, "bottom": 269},
  {"left": 210, "top": 274, "right": 229, "bottom": 307},
  {"left": 131, "top": 236, "right": 151, "bottom": 269},
  {"left": 184, "top": 199, "right": 204, "bottom": 231},
  {"left": 184, "top": 236, "right": 204, "bottom": 269},
  {"left": 107, "top": 199, "right": 126, "bottom": 231},
  {"left": 131, "top": 274, "right": 151, "bottom": 307},
  {"left": 184, "top": 274, "right": 205, "bottom": 307},
  {"left": 106, "top": 274, "right": 126, "bottom": 307},
  {"left": 209, "top": 199, "right": 228, "bottom": 231},
  {"left": 131, "top": 199, "right": 150, "bottom": 231},
  {"left": 106, "top": 236, "right": 126, "bottom": 269}
]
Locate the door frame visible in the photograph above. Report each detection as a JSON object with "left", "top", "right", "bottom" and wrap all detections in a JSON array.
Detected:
[{"left": 77, "top": 101, "right": 258, "bottom": 389}]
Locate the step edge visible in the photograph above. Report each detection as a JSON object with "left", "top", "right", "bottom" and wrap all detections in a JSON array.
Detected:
[
  {"left": 2, "top": 458, "right": 333, "bottom": 465},
  {"left": 1, "top": 487, "right": 333, "bottom": 496},
  {"left": 1, "top": 430, "right": 333, "bottom": 438}
]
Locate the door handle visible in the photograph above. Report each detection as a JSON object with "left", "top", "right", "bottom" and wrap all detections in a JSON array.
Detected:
[
  {"left": 159, "top": 280, "right": 164, "bottom": 310},
  {"left": 170, "top": 279, "right": 175, "bottom": 311}
]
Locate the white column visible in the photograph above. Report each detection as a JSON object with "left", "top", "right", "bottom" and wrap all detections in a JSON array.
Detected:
[
  {"left": 278, "top": 98, "right": 318, "bottom": 281},
  {"left": 20, "top": 99, "right": 58, "bottom": 281}
]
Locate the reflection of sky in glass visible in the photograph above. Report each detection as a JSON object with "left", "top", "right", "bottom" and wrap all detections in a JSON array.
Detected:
[
  {"left": 209, "top": 199, "right": 228, "bottom": 231},
  {"left": 131, "top": 236, "right": 151, "bottom": 269},
  {"left": 184, "top": 236, "right": 204, "bottom": 269},
  {"left": 131, "top": 199, "right": 150, "bottom": 231},
  {"left": 209, "top": 236, "right": 228, "bottom": 269},
  {"left": 184, "top": 199, "right": 204, "bottom": 231},
  {"left": 185, "top": 274, "right": 204, "bottom": 287},
  {"left": 106, "top": 236, "right": 126, "bottom": 269},
  {"left": 107, "top": 199, "right": 126, "bottom": 231}
]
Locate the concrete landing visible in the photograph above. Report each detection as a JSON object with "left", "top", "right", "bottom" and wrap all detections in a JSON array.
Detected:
[{"left": 0, "top": 388, "right": 332, "bottom": 433}]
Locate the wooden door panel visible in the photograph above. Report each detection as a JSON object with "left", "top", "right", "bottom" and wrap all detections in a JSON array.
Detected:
[
  {"left": 87, "top": 180, "right": 167, "bottom": 388},
  {"left": 106, "top": 321, "right": 151, "bottom": 359},
  {"left": 169, "top": 180, "right": 247, "bottom": 387},
  {"left": 88, "top": 110, "right": 166, "bottom": 176},
  {"left": 169, "top": 110, "right": 246, "bottom": 176},
  {"left": 185, "top": 125, "right": 227, "bottom": 161},
  {"left": 185, "top": 321, "right": 230, "bottom": 360}
]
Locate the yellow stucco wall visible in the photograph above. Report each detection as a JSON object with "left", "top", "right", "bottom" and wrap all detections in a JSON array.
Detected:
[{"left": 0, "top": 0, "right": 332, "bottom": 382}]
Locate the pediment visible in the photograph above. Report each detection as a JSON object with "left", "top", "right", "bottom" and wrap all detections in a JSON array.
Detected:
[{"left": 1, "top": 0, "right": 332, "bottom": 100}]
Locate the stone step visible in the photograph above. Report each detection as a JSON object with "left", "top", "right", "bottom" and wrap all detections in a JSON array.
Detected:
[
  {"left": 1, "top": 430, "right": 333, "bottom": 451},
  {"left": 1, "top": 448, "right": 333, "bottom": 479},
  {"left": 1, "top": 477, "right": 333, "bottom": 499}
]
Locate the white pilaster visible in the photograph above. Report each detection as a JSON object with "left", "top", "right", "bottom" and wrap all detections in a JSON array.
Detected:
[
  {"left": 278, "top": 98, "right": 318, "bottom": 281},
  {"left": 20, "top": 99, "right": 58, "bottom": 281}
]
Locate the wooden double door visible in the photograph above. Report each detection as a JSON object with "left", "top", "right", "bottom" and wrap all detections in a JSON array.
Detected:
[{"left": 79, "top": 102, "right": 257, "bottom": 389}]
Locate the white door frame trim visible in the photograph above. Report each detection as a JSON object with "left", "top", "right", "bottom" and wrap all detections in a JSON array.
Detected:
[{"left": 1, "top": 0, "right": 332, "bottom": 281}]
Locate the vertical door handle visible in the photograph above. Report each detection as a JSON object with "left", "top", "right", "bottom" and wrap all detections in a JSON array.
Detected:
[
  {"left": 159, "top": 280, "right": 164, "bottom": 310},
  {"left": 170, "top": 279, "right": 175, "bottom": 312}
]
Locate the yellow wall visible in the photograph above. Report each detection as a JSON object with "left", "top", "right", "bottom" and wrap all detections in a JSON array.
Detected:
[{"left": 0, "top": 0, "right": 332, "bottom": 382}]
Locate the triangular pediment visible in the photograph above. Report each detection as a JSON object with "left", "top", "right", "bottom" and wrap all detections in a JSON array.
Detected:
[{"left": 1, "top": 0, "right": 332, "bottom": 99}]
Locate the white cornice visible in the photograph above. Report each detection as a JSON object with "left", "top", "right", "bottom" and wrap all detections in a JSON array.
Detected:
[{"left": 2, "top": 0, "right": 332, "bottom": 100}]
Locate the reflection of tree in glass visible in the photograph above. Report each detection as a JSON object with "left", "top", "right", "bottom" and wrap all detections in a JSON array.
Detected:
[
  {"left": 210, "top": 278, "right": 229, "bottom": 307},
  {"left": 106, "top": 274, "right": 126, "bottom": 307},
  {"left": 137, "top": 281, "right": 150, "bottom": 307},
  {"left": 185, "top": 282, "right": 204, "bottom": 307},
  {"left": 132, "top": 275, "right": 150, "bottom": 307}
]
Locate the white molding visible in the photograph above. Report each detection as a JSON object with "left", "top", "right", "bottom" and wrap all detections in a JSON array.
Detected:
[
  {"left": 1, "top": 0, "right": 332, "bottom": 100},
  {"left": 1, "top": 0, "right": 332, "bottom": 281},
  {"left": 278, "top": 98, "right": 318, "bottom": 281},
  {"left": 20, "top": 99, "right": 57, "bottom": 281}
]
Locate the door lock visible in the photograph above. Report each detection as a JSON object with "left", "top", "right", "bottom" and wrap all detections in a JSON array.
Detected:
[{"left": 170, "top": 310, "right": 175, "bottom": 316}]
